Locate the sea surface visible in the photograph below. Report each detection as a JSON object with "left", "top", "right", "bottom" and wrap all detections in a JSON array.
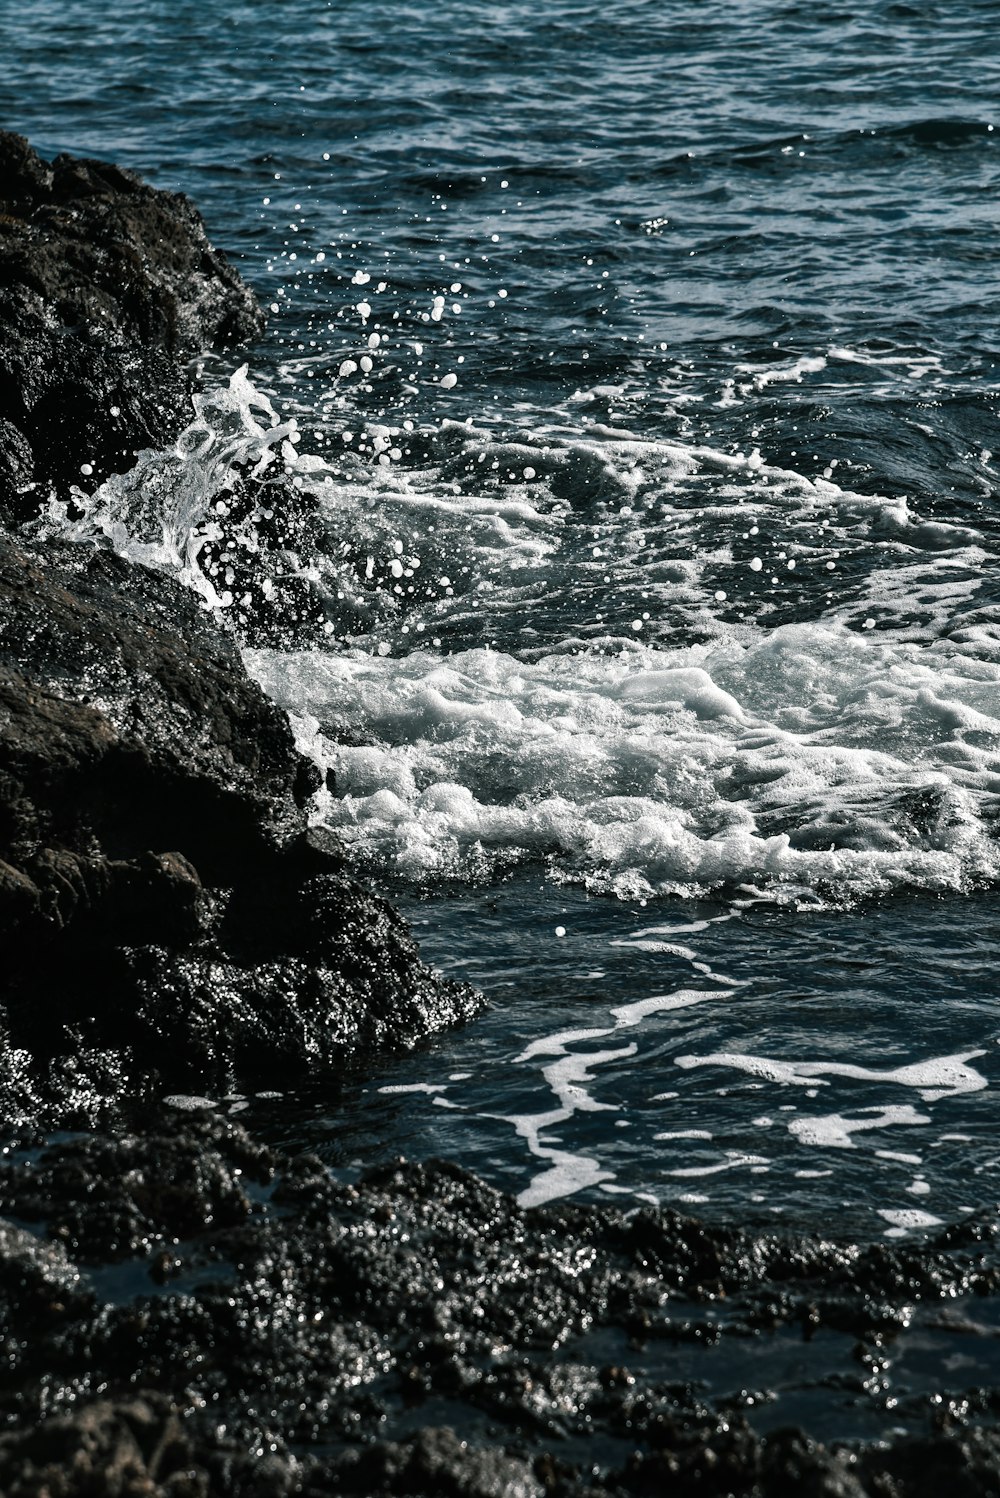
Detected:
[{"left": 7, "top": 0, "right": 1000, "bottom": 1239}]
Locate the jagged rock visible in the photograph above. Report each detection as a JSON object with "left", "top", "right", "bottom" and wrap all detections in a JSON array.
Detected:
[
  {"left": 0, "top": 535, "right": 307, "bottom": 878},
  {"left": 0, "top": 1120, "right": 999, "bottom": 1495},
  {"left": 0, "top": 1393, "right": 301, "bottom": 1498},
  {"left": 324, "top": 1428, "right": 544, "bottom": 1498},
  {"left": 0, "top": 535, "right": 479, "bottom": 1124},
  {"left": 0, "top": 1113, "right": 274, "bottom": 1262},
  {"left": 0, "top": 130, "right": 263, "bottom": 525},
  {"left": 0, "top": 137, "right": 481, "bottom": 1126},
  {"left": 0, "top": 1218, "right": 85, "bottom": 1328}
]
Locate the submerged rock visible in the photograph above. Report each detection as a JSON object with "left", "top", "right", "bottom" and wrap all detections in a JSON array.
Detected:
[{"left": 0, "top": 130, "right": 263, "bottom": 524}]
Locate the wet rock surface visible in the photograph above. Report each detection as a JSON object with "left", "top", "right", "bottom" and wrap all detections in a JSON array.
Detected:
[
  {"left": 0, "top": 139, "right": 479, "bottom": 1126},
  {"left": 0, "top": 130, "right": 263, "bottom": 524},
  {"left": 0, "top": 1114, "right": 999, "bottom": 1495},
  {"left": 0, "top": 533, "right": 479, "bottom": 1125}
]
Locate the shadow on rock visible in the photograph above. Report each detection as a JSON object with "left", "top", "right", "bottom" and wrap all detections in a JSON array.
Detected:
[{"left": 0, "top": 535, "right": 479, "bottom": 1127}]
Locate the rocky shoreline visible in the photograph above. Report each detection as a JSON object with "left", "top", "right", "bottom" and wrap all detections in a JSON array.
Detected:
[
  {"left": 3, "top": 1109, "right": 1000, "bottom": 1496},
  {"left": 2, "top": 133, "right": 1000, "bottom": 1496},
  {"left": 0, "top": 133, "right": 480, "bottom": 1129}
]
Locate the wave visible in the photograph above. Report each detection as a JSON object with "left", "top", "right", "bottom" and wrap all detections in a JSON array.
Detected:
[
  {"left": 54, "top": 364, "right": 1000, "bottom": 908},
  {"left": 649, "top": 118, "right": 997, "bottom": 185},
  {"left": 250, "top": 624, "right": 1000, "bottom": 906}
]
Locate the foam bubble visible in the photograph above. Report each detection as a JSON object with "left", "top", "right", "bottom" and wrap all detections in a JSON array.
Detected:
[
  {"left": 878, "top": 1206, "right": 943, "bottom": 1235},
  {"left": 507, "top": 987, "right": 731, "bottom": 1206},
  {"left": 667, "top": 1152, "right": 770, "bottom": 1177},
  {"left": 674, "top": 1048, "right": 987, "bottom": 1101},
  {"left": 252, "top": 624, "right": 1000, "bottom": 905},
  {"left": 789, "top": 1105, "right": 931, "bottom": 1150}
]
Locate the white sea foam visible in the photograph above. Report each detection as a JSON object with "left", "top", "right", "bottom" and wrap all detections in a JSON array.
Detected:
[
  {"left": 878, "top": 1206, "right": 943, "bottom": 1235},
  {"left": 508, "top": 986, "right": 732, "bottom": 1207},
  {"left": 47, "top": 358, "right": 1000, "bottom": 908},
  {"left": 252, "top": 622, "right": 1000, "bottom": 904},
  {"left": 829, "top": 346, "right": 947, "bottom": 383},
  {"left": 674, "top": 1049, "right": 987, "bottom": 1101},
  {"left": 666, "top": 1152, "right": 770, "bottom": 1177},
  {"left": 51, "top": 368, "right": 1000, "bottom": 910},
  {"left": 789, "top": 1105, "right": 932, "bottom": 1150},
  {"left": 653, "top": 1129, "right": 713, "bottom": 1141},
  {"left": 512, "top": 1122, "right": 614, "bottom": 1209},
  {"left": 734, "top": 354, "right": 829, "bottom": 390},
  {"left": 378, "top": 1082, "right": 446, "bottom": 1096}
]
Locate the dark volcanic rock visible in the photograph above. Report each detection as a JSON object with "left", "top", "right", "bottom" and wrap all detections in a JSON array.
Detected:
[
  {"left": 0, "top": 130, "right": 263, "bottom": 525},
  {"left": 0, "top": 533, "right": 479, "bottom": 1124},
  {"left": 326, "top": 1428, "right": 544, "bottom": 1497},
  {"left": 1, "top": 1118, "right": 1000, "bottom": 1495},
  {"left": 0, "top": 139, "right": 479, "bottom": 1120},
  {"left": 0, "top": 535, "right": 301, "bottom": 877},
  {"left": 0, "top": 1112, "right": 275, "bottom": 1262},
  {"left": 0, "top": 1393, "right": 302, "bottom": 1498}
]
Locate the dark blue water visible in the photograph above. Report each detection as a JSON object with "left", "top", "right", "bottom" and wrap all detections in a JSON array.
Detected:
[{"left": 8, "top": 0, "right": 1000, "bottom": 1238}]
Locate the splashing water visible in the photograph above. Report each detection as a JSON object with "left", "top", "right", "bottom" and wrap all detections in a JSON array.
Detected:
[
  {"left": 53, "top": 356, "right": 1000, "bottom": 913},
  {"left": 45, "top": 345, "right": 1000, "bottom": 1231},
  {"left": 36, "top": 323, "right": 1000, "bottom": 1228},
  {"left": 57, "top": 369, "right": 294, "bottom": 601}
]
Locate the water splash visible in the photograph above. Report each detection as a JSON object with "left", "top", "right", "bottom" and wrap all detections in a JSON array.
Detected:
[{"left": 56, "top": 367, "right": 296, "bottom": 604}]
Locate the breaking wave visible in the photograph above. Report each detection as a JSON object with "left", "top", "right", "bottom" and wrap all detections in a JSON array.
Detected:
[{"left": 51, "top": 363, "right": 1000, "bottom": 908}]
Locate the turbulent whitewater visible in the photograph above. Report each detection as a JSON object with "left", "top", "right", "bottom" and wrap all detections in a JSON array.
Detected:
[
  {"left": 66, "top": 366, "right": 1000, "bottom": 910},
  {"left": 55, "top": 356, "right": 1000, "bottom": 1237}
]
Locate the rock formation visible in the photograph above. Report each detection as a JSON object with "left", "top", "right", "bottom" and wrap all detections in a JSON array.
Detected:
[
  {"left": 0, "top": 1112, "right": 997, "bottom": 1496},
  {"left": 0, "top": 129, "right": 262, "bottom": 524},
  {"left": 0, "top": 133, "right": 478, "bottom": 1126}
]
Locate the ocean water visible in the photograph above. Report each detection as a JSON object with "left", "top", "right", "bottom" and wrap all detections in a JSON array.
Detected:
[{"left": 8, "top": 0, "right": 1000, "bottom": 1238}]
